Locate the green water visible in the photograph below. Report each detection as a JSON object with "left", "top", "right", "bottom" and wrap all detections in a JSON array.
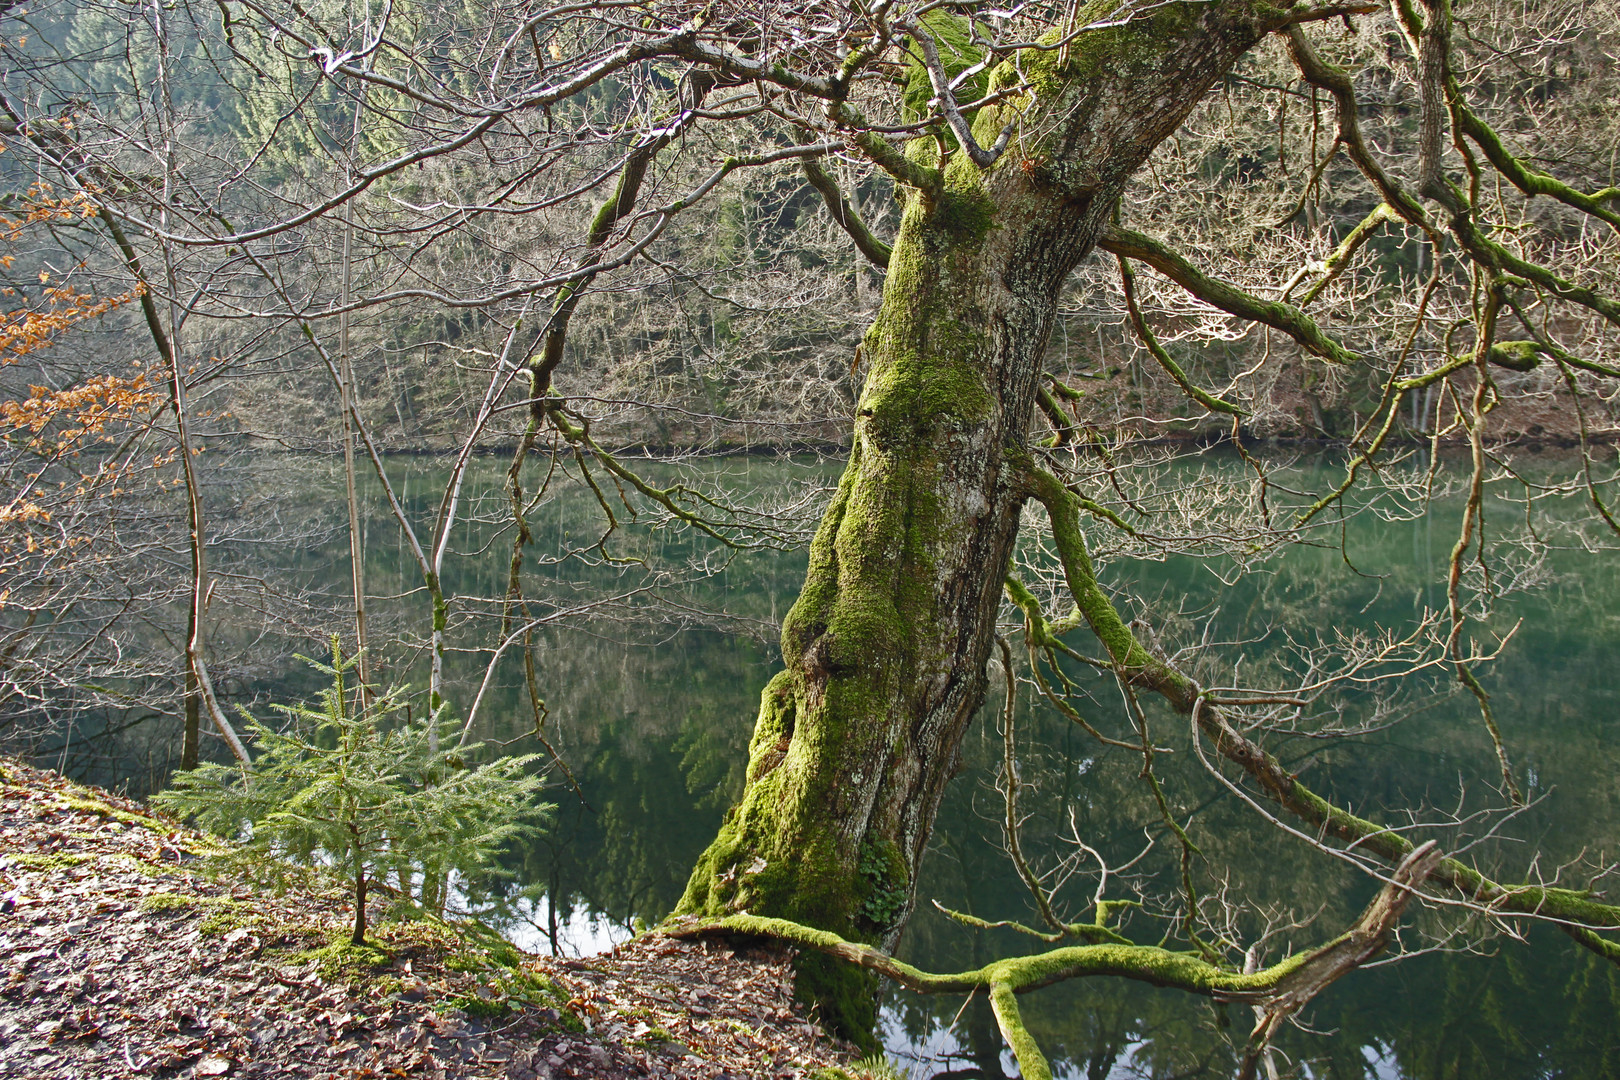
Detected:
[{"left": 67, "top": 449, "right": 1620, "bottom": 1078}]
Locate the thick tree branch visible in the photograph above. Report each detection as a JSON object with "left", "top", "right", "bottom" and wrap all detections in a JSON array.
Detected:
[
  {"left": 1449, "top": 95, "right": 1620, "bottom": 232},
  {"left": 801, "top": 156, "right": 892, "bottom": 269},
  {"left": 522, "top": 73, "right": 716, "bottom": 414},
  {"left": 1289, "top": 202, "right": 1398, "bottom": 307},
  {"left": 831, "top": 102, "right": 944, "bottom": 198},
  {"left": 1445, "top": 216, "right": 1620, "bottom": 328},
  {"left": 901, "top": 18, "right": 1015, "bottom": 168},
  {"left": 666, "top": 843, "right": 1438, "bottom": 1080},
  {"left": 1101, "top": 225, "right": 1361, "bottom": 366},
  {"left": 1283, "top": 26, "right": 1434, "bottom": 231},
  {"left": 1015, "top": 453, "right": 1620, "bottom": 961},
  {"left": 1289, "top": 18, "right": 1620, "bottom": 329}
]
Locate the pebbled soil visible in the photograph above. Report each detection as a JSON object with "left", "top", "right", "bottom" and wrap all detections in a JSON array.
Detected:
[{"left": 0, "top": 758, "right": 856, "bottom": 1080}]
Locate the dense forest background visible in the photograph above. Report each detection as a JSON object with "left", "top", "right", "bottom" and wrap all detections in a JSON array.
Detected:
[
  {"left": 0, "top": 0, "right": 1612, "bottom": 863},
  {"left": 6, "top": 0, "right": 1616, "bottom": 461}
]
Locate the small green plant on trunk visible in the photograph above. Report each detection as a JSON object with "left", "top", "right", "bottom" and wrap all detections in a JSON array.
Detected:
[{"left": 155, "top": 637, "right": 552, "bottom": 945}]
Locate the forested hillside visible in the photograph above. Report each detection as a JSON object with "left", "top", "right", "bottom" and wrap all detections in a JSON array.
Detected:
[{"left": 3, "top": 0, "right": 1615, "bottom": 454}]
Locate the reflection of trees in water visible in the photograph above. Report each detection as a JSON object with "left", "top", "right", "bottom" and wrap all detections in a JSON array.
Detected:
[
  {"left": 883, "top": 463, "right": 1620, "bottom": 1078},
  {"left": 502, "top": 453, "right": 1620, "bottom": 1075},
  {"left": 38, "top": 451, "right": 822, "bottom": 793},
  {"left": 21, "top": 453, "right": 360, "bottom": 795},
  {"left": 502, "top": 628, "right": 766, "bottom": 953},
  {"left": 39, "top": 454, "right": 1620, "bottom": 1074}
]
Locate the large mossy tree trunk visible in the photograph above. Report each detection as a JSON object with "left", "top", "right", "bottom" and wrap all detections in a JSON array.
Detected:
[{"left": 677, "top": 0, "right": 1287, "bottom": 1040}]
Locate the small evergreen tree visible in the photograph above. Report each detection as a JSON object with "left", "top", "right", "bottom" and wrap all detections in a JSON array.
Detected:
[{"left": 156, "top": 638, "right": 553, "bottom": 944}]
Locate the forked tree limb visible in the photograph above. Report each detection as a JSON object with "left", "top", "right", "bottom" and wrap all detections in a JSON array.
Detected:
[
  {"left": 1285, "top": 23, "right": 1620, "bottom": 330},
  {"left": 96, "top": 207, "right": 250, "bottom": 767},
  {"left": 523, "top": 71, "right": 717, "bottom": 416},
  {"left": 1290, "top": 202, "right": 1397, "bottom": 307},
  {"left": 1099, "top": 225, "right": 1361, "bottom": 367},
  {"left": 1014, "top": 453, "right": 1620, "bottom": 958},
  {"left": 664, "top": 843, "right": 1440, "bottom": 1080},
  {"left": 1282, "top": 26, "right": 1434, "bottom": 232},
  {"left": 1448, "top": 93, "right": 1620, "bottom": 232}
]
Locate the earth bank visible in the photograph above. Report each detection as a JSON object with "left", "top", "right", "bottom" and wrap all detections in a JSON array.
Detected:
[{"left": 0, "top": 757, "right": 866, "bottom": 1080}]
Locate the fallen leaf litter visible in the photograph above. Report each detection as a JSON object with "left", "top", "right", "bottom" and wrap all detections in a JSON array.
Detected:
[{"left": 0, "top": 757, "right": 857, "bottom": 1079}]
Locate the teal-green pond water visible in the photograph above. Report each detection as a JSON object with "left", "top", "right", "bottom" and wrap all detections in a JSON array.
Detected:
[{"left": 65, "top": 450, "right": 1620, "bottom": 1078}]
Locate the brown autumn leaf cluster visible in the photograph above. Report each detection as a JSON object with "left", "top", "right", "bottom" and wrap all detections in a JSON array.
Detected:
[{"left": 0, "top": 757, "right": 858, "bottom": 1079}]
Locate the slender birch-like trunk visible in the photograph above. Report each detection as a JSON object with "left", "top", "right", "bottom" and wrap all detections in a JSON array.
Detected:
[{"left": 149, "top": 0, "right": 249, "bottom": 766}]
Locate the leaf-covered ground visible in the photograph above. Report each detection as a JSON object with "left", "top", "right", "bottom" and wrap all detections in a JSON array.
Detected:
[{"left": 0, "top": 758, "right": 858, "bottom": 1079}]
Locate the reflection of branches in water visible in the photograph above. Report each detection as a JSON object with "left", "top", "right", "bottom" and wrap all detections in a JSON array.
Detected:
[
  {"left": 983, "top": 452, "right": 1620, "bottom": 1073},
  {"left": 672, "top": 843, "right": 1441, "bottom": 1080}
]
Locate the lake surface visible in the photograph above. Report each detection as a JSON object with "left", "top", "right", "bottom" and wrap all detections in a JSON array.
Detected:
[{"left": 54, "top": 449, "right": 1620, "bottom": 1079}]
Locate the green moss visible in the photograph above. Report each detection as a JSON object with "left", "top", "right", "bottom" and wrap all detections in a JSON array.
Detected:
[
  {"left": 285, "top": 935, "right": 394, "bottom": 979},
  {"left": 449, "top": 971, "right": 584, "bottom": 1021},
  {"left": 935, "top": 163, "right": 996, "bottom": 242},
  {"left": 135, "top": 891, "right": 270, "bottom": 937},
  {"left": 901, "top": 136, "right": 942, "bottom": 178},
  {"left": 436, "top": 918, "right": 525, "bottom": 971},
  {"left": 677, "top": 808, "right": 883, "bottom": 1048},
  {"left": 433, "top": 955, "right": 579, "bottom": 1024},
  {"left": 109, "top": 852, "right": 180, "bottom": 877},
  {"left": 451, "top": 967, "right": 584, "bottom": 1029},
  {"left": 811, "top": 1061, "right": 900, "bottom": 1080},
  {"left": 139, "top": 889, "right": 279, "bottom": 937},
  {"left": 55, "top": 795, "right": 169, "bottom": 833},
  {"left": 140, "top": 891, "right": 215, "bottom": 915},
  {"left": 451, "top": 992, "right": 513, "bottom": 1018},
  {"left": 516, "top": 969, "right": 569, "bottom": 1001},
  {"left": 1020, "top": 455, "right": 1168, "bottom": 679},
  {"left": 1487, "top": 340, "right": 1544, "bottom": 372},
  {"left": 9, "top": 851, "right": 93, "bottom": 871},
  {"left": 900, "top": 11, "right": 988, "bottom": 120},
  {"left": 361, "top": 913, "right": 556, "bottom": 990},
  {"left": 1031, "top": 1, "right": 1210, "bottom": 87},
  {"left": 853, "top": 204, "right": 997, "bottom": 449},
  {"left": 555, "top": 1002, "right": 588, "bottom": 1033},
  {"left": 741, "top": 671, "right": 798, "bottom": 784},
  {"left": 780, "top": 466, "right": 858, "bottom": 660},
  {"left": 199, "top": 904, "right": 253, "bottom": 935}
]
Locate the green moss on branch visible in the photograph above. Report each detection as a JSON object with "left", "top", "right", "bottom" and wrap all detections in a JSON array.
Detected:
[
  {"left": 1016, "top": 452, "right": 1620, "bottom": 963},
  {"left": 1101, "top": 225, "right": 1360, "bottom": 366},
  {"left": 666, "top": 848, "right": 1437, "bottom": 1080}
]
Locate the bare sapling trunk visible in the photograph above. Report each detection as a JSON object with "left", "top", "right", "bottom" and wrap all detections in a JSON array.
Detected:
[{"left": 352, "top": 868, "right": 369, "bottom": 946}]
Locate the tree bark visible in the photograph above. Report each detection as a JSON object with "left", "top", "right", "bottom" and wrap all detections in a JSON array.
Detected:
[
  {"left": 180, "top": 664, "right": 200, "bottom": 771},
  {"left": 352, "top": 869, "right": 368, "bottom": 946},
  {"left": 677, "top": 0, "right": 1282, "bottom": 1037}
]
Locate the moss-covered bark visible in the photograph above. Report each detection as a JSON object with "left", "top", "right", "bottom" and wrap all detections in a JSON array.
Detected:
[
  {"left": 671, "top": 837, "right": 1440, "bottom": 1080},
  {"left": 676, "top": 0, "right": 1286, "bottom": 1044}
]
